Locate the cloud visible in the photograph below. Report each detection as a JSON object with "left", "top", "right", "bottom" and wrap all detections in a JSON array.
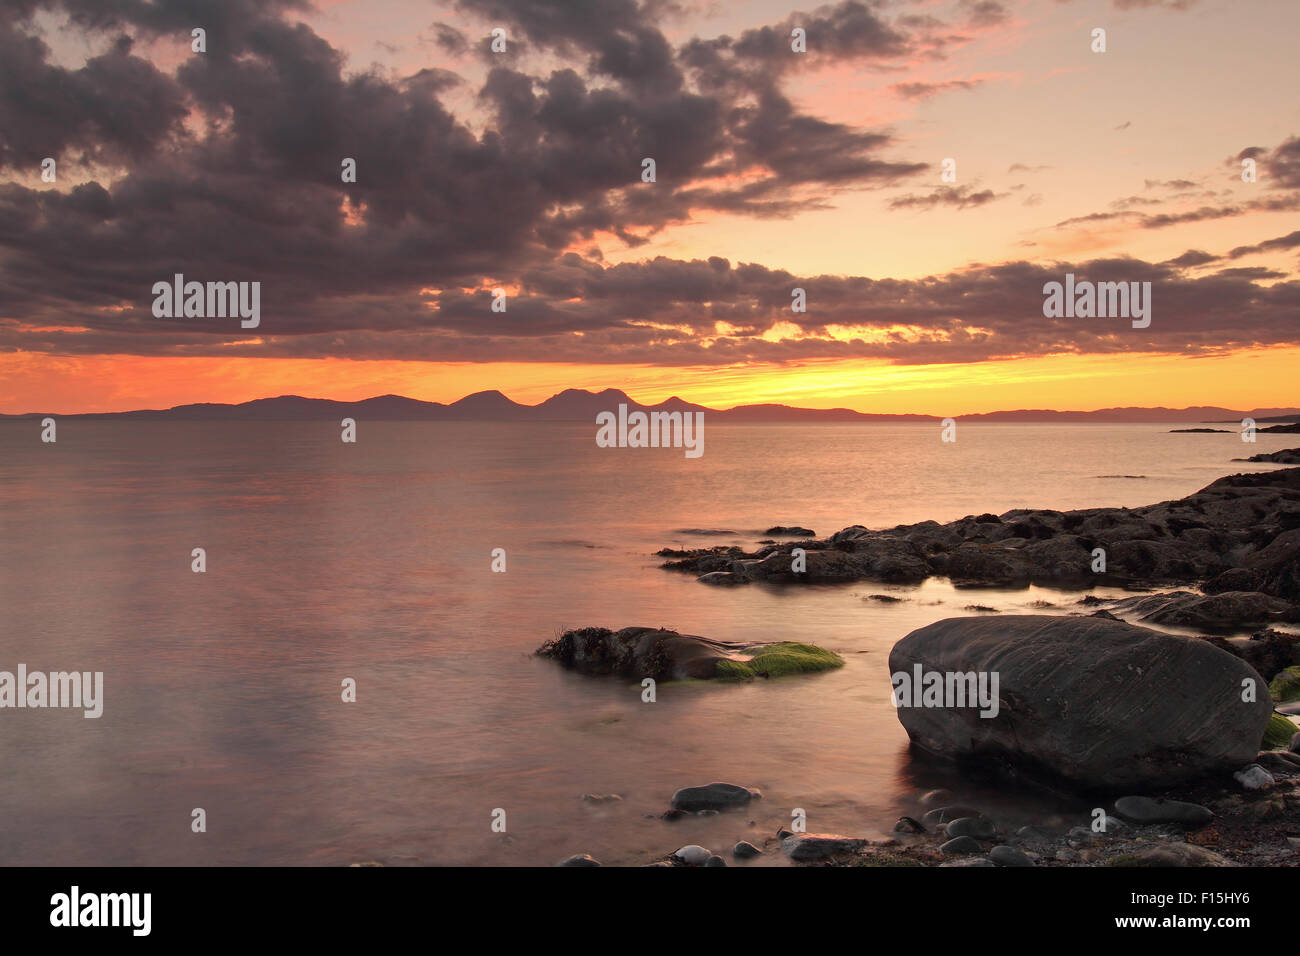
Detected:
[{"left": 888, "top": 184, "right": 1003, "bottom": 210}]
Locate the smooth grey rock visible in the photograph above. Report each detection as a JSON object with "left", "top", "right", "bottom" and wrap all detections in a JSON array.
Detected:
[
  {"left": 889, "top": 616, "right": 1273, "bottom": 789},
  {"left": 1114, "top": 795, "right": 1214, "bottom": 827},
  {"left": 671, "top": 782, "right": 759, "bottom": 812},
  {"left": 559, "top": 854, "right": 601, "bottom": 867},
  {"left": 920, "top": 788, "right": 954, "bottom": 807},
  {"left": 1234, "top": 764, "right": 1276, "bottom": 790},
  {"left": 1016, "top": 825, "right": 1053, "bottom": 844},
  {"left": 922, "top": 805, "right": 981, "bottom": 826},
  {"left": 945, "top": 816, "right": 996, "bottom": 840},
  {"left": 990, "top": 845, "right": 1033, "bottom": 867},
  {"left": 673, "top": 845, "right": 713, "bottom": 866},
  {"left": 939, "top": 835, "right": 983, "bottom": 855},
  {"left": 732, "top": 841, "right": 762, "bottom": 859},
  {"left": 705, "top": 855, "right": 727, "bottom": 867}
]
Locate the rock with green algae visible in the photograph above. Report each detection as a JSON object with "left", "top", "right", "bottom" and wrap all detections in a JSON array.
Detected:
[
  {"left": 1263, "top": 711, "right": 1299, "bottom": 749},
  {"left": 1270, "top": 665, "right": 1300, "bottom": 703},
  {"left": 536, "top": 626, "right": 842, "bottom": 682}
]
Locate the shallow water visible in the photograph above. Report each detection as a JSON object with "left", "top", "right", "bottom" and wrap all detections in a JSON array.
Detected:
[{"left": 0, "top": 420, "right": 1291, "bottom": 865}]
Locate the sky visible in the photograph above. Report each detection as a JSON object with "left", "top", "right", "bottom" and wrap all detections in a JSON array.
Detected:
[{"left": 0, "top": 0, "right": 1297, "bottom": 414}]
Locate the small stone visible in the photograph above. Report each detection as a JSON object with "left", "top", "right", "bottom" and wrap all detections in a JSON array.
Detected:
[
  {"left": 894, "top": 816, "right": 925, "bottom": 834},
  {"left": 559, "top": 854, "right": 601, "bottom": 867},
  {"left": 939, "top": 835, "right": 983, "bottom": 855},
  {"left": 581, "top": 793, "right": 623, "bottom": 804},
  {"left": 671, "top": 782, "right": 759, "bottom": 812},
  {"left": 920, "top": 789, "right": 954, "bottom": 807},
  {"left": 782, "top": 834, "right": 868, "bottom": 862},
  {"left": 990, "top": 845, "right": 1033, "bottom": 867},
  {"left": 696, "top": 809, "right": 720, "bottom": 816},
  {"left": 705, "top": 854, "right": 727, "bottom": 867},
  {"left": 1016, "top": 825, "right": 1053, "bottom": 845},
  {"left": 733, "top": 841, "right": 762, "bottom": 859},
  {"left": 1234, "top": 764, "right": 1276, "bottom": 791},
  {"left": 674, "top": 845, "right": 713, "bottom": 866},
  {"left": 776, "top": 826, "right": 794, "bottom": 840},
  {"left": 1114, "top": 795, "right": 1214, "bottom": 827},
  {"left": 945, "top": 816, "right": 996, "bottom": 840},
  {"left": 922, "top": 805, "right": 981, "bottom": 826},
  {"left": 661, "top": 809, "right": 687, "bottom": 822}
]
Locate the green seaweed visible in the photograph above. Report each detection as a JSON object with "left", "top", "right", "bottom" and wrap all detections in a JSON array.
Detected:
[
  {"left": 1262, "top": 711, "right": 1298, "bottom": 750},
  {"left": 711, "top": 642, "right": 844, "bottom": 680},
  {"left": 1269, "top": 666, "right": 1300, "bottom": 703}
]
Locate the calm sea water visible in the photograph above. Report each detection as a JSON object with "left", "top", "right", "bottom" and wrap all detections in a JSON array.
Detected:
[{"left": 0, "top": 420, "right": 1291, "bottom": 866}]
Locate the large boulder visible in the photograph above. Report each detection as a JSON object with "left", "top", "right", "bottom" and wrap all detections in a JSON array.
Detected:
[{"left": 888, "top": 615, "right": 1273, "bottom": 790}]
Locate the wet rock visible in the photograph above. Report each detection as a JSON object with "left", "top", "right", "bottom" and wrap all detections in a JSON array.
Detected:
[
  {"left": 582, "top": 793, "right": 623, "bottom": 804},
  {"left": 765, "top": 526, "right": 815, "bottom": 537},
  {"left": 559, "top": 854, "right": 601, "bottom": 867},
  {"left": 922, "top": 805, "right": 982, "bottom": 826},
  {"left": 939, "top": 835, "right": 983, "bottom": 855},
  {"left": 894, "top": 816, "right": 926, "bottom": 834},
  {"left": 945, "top": 816, "right": 996, "bottom": 840},
  {"left": 673, "top": 845, "right": 712, "bottom": 866},
  {"left": 732, "top": 841, "right": 762, "bottom": 859},
  {"left": 671, "top": 782, "right": 760, "bottom": 812},
  {"left": 705, "top": 855, "right": 727, "bottom": 867},
  {"left": 782, "top": 834, "right": 868, "bottom": 862},
  {"left": 990, "top": 845, "right": 1033, "bottom": 867},
  {"left": 1114, "top": 796, "right": 1214, "bottom": 827},
  {"left": 890, "top": 615, "right": 1274, "bottom": 790},
  {"left": 1016, "top": 826, "right": 1053, "bottom": 845}
]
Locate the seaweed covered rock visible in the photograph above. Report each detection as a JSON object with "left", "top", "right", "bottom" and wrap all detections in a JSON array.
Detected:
[{"left": 536, "top": 626, "right": 842, "bottom": 681}]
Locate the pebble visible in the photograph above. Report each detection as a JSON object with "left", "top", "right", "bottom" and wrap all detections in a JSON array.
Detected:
[
  {"left": 990, "top": 845, "right": 1033, "bottom": 867},
  {"left": 733, "top": 841, "right": 762, "bottom": 859},
  {"left": 1234, "top": 764, "right": 1276, "bottom": 791},
  {"left": 894, "top": 816, "right": 926, "bottom": 834},
  {"left": 705, "top": 855, "right": 727, "bottom": 867},
  {"left": 1114, "top": 795, "right": 1214, "bottom": 826},
  {"left": 945, "top": 816, "right": 996, "bottom": 840},
  {"left": 939, "top": 835, "right": 983, "bottom": 855},
  {"left": 674, "top": 845, "right": 713, "bottom": 866},
  {"left": 559, "top": 854, "right": 601, "bottom": 867},
  {"left": 922, "top": 805, "right": 982, "bottom": 826}
]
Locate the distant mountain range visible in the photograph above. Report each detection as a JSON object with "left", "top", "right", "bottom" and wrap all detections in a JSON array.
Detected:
[{"left": 4, "top": 390, "right": 1298, "bottom": 423}]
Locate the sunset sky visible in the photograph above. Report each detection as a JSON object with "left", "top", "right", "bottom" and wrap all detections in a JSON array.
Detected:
[{"left": 1, "top": 0, "right": 1297, "bottom": 414}]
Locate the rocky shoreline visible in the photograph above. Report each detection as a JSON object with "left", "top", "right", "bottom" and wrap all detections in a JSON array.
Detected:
[
  {"left": 542, "top": 459, "right": 1300, "bottom": 867},
  {"left": 657, "top": 464, "right": 1300, "bottom": 598}
]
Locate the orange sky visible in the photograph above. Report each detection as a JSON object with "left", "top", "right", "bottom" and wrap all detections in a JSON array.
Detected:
[
  {"left": 4, "top": 346, "right": 1298, "bottom": 415},
  {"left": 3, "top": 0, "right": 1297, "bottom": 416}
]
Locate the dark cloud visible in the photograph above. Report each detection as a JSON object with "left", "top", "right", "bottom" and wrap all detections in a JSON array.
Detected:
[
  {"left": 889, "top": 184, "right": 1002, "bottom": 210},
  {"left": 0, "top": 0, "right": 1294, "bottom": 376}
]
